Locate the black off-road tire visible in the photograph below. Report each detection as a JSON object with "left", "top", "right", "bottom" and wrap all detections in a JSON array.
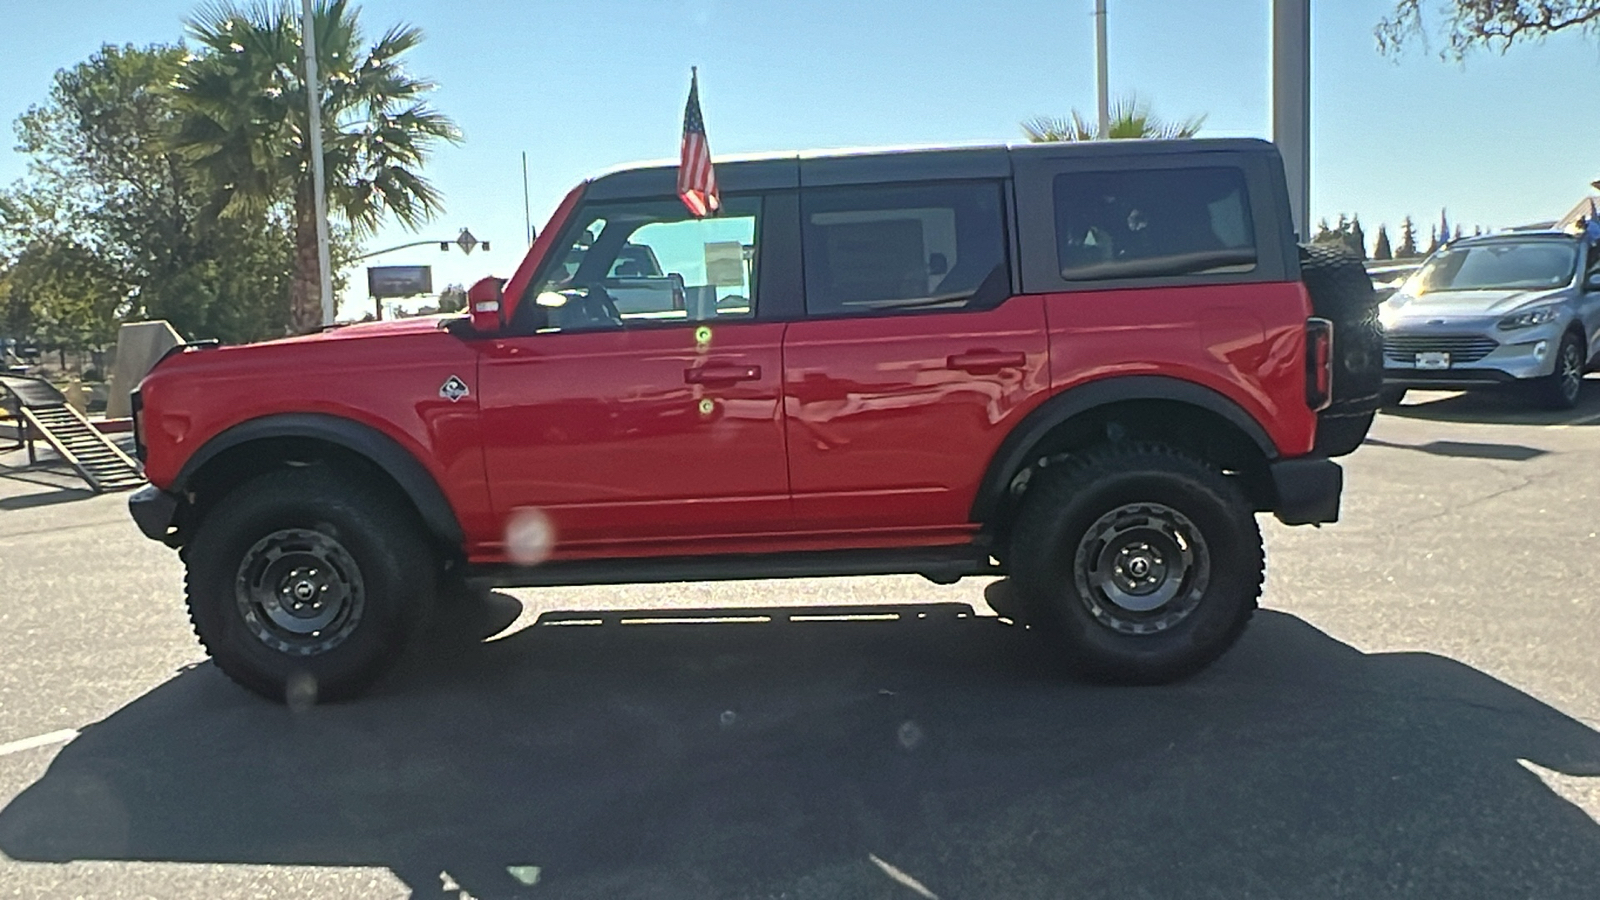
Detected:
[
  {"left": 184, "top": 466, "right": 435, "bottom": 703},
  {"left": 1010, "top": 443, "right": 1264, "bottom": 684},
  {"left": 1300, "top": 243, "right": 1382, "bottom": 456},
  {"left": 1533, "top": 330, "right": 1586, "bottom": 411}
]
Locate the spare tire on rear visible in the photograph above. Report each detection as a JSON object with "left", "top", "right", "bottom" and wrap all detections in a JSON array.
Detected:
[{"left": 1299, "top": 243, "right": 1382, "bottom": 457}]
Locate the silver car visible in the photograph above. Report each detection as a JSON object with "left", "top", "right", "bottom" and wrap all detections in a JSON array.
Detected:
[{"left": 1380, "top": 232, "right": 1600, "bottom": 409}]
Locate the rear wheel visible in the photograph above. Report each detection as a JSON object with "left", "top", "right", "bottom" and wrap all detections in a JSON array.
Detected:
[
  {"left": 1009, "top": 443, "right": 1263, "bottom": 683},
  {"left": 1534, "top": 331, "right": 1585, "bottom": 410},
  {"left": 184, "top": 467, "right": 435, "bottom": 703},
  {"left": 1378, "top": 386, "right": 1407, "bottom": 408}
]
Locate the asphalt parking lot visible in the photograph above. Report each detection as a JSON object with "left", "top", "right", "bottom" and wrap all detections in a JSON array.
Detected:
[{"left": 1, "top": 386, "right": 1598, "bottom": 899}]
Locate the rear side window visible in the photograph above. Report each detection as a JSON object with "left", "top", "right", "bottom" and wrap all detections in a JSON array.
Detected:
[
  {"left": 1053, "top": 167, "right": 1256, "bottom": 281},
  {"left": 801, "top": 181, "right": 1008, "bottom": 316}
]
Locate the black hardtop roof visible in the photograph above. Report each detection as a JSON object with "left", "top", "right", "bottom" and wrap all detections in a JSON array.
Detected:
[{"left": 584, "top": 138, "right": 1280, "bottom": 201}]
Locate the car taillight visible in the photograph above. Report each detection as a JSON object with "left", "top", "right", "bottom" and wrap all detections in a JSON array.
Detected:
[
  {"left": 131, "top": 389, "right": 147, "bottom": 462},
  {"left": 1305, "top": 318, "right": 1334, "bottom": 412}
]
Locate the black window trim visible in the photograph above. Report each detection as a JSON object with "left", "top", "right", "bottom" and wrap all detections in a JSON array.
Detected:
[
  {"left": 1012, "top": 150, "right": 1296, "bottom": 295},
  {"left": 795, "top": 176, "right": 1017, "bottom": 323}
]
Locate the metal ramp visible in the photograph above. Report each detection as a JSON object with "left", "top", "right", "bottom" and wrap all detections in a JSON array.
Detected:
[{"left": 1, "top": 375, "right": 145, "bottom": 493}]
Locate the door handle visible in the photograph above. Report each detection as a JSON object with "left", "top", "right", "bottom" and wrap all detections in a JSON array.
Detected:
[
  {"left": 684, "top": 364, "right": 762, "bottom": 384},
  {"left": 946, "top": 350, "right": 1027, "bottom": 374}
]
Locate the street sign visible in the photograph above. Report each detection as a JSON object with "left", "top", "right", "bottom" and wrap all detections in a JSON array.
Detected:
[
  {"left": 456, "top": 228, "right": 480, "bottom": 255},
  {"left": 367, "top": 265, "right": 434, "bottom": 299}
]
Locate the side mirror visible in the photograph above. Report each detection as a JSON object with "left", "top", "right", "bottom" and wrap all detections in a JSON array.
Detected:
[
  {"left": 1585, "top": 272, "right": 1600, "bottom": 291},
  {"left": 467, "top": 277, "right": 506, "bottom": 332}
]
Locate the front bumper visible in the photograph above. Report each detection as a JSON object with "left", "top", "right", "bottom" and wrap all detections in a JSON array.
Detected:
[
  {"left": 128, "top": 484, "right": 180, "bottom": 546},
  {"left": 1383, "top": 318, "right": 1564, "bottom": 388},
  {"left": 1270, "top": 457, "right": 1342, "bottom": 526}
]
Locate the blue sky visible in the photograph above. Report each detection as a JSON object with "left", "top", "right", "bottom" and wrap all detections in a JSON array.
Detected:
[{"left": 4, "top": 0, "right": 1600, "bottom": 318}]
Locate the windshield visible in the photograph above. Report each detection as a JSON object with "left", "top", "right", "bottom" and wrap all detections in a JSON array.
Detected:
[{"left": 1409, "top": 241, "right": 1577, "bottom": 294}]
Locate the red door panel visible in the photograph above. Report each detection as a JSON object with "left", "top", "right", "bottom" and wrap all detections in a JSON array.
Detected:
[
  {"left": 477, "top": 322, "right": 789, "bottom": 558},
  {"left": 1042, "top": 282, "right": 1316, "bottom": 457},
  {"left": 782, "top": 296, "right": 1051, "bottom": 538}
]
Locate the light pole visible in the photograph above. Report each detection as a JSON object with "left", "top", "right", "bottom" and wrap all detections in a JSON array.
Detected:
[
  {"left": 301, "top": 0, "right": 334, "bottom": 326},
  {"left": 1272, "top": 0, "right": 1311, "bottom": 240},
  {"left": 1094, "top": 0, "right": 1110, "bottom": 140}
]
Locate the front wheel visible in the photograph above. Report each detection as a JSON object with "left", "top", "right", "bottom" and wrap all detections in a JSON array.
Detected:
[
  {"left": 1009, "top": 443, "right": 1263, "bottom": 684},
  {"left": 184, "top": 467, "right": 435, "bottom": 703},
  {"left": 1533, "top": 331, "right": 1586, "bottom": 410}
]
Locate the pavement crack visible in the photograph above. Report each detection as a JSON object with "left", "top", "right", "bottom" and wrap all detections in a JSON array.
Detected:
[{"left": 1383, "top": 468, "right": 1550, "bottom": 533}]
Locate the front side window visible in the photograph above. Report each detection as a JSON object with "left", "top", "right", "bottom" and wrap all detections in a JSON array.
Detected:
[
  {"left": 1410, "top": 241, "right": 1577, "bottom": 294},
  {"left": 801, "top": 181, "right": 1008, "bottom": 316},
  {"left": 1054, "top": 167, "right": 1257, "bottom": 281},
  {"left": 522, "top": 197, "right": 758, "bottom": 332}
]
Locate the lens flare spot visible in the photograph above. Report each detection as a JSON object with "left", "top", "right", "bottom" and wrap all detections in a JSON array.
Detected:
[
  {"left": 897, "top": 720, "right": 924, "bottom": 750},
  {"left": 505, "top": 507, "right": 556, "bottom": 566},
  {"left": 698, "top": 398, "right": 715, "bottom": 416},
  {"left": 285, "top": 671, "right": 319, "bottom": 712},
  {"left": 694, "top": 325, "right": 713, "bottom": 351}
]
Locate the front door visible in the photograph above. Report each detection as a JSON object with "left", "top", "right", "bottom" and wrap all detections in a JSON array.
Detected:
[
  {"left": 783, "top": 179, "right": 1050, "bottom": 542},
  {"left": 478, "top": 195, "right": 789, "bottom": 559}
]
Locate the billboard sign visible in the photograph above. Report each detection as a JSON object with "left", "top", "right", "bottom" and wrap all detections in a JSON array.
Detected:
[{"left": 367, "top": 265, "right": 433, "bottom": 299}]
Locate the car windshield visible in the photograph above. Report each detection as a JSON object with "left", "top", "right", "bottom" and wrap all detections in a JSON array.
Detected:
[{"left": 1409, "top": 241, "right": 1577, "bottom": 293}]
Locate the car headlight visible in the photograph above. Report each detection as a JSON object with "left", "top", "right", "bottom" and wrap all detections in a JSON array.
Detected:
[{"left": 1497, "top": 305, "right": 1561, "bottom": 330}]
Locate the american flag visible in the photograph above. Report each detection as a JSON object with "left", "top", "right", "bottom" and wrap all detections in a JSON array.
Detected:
[{"left": 678, "top": 68, "right": 720, "bottom": 218}]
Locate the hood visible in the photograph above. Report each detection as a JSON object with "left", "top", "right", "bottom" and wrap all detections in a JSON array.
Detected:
[
  {"left": 1384, "top": 287, "right": 1567, "bottom": 319},
  {"left": 256, "top": 314, "right": 463, "bottom": 345}
]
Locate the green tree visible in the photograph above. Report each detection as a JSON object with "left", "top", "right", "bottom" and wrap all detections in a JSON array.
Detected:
[
  {"left": 1396, "top": 216, "right": 1419, "bottom": 258},
  {"left": 5, "top": 43, "right": 306, "bottom": 344},
  {"left": 1022, "top": 93, "right": 1206, "bottom": 142},
  {"left": 171, "top": 0, "right": 460, "bottom": 333},
  {"left": 1378, "top": 1, "right": 1600, "bottom": 57},
  {"left": 1373, "top": 224, "right": 1394, "bottom": 260},
  {"left": 1350, "top": 215, "right": 1368, "bottom": 259}
]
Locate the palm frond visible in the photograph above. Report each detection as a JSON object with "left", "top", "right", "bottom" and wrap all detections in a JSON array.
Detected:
[{"left": 1022, "top": 92, "right": 1205, "bottom": 143}]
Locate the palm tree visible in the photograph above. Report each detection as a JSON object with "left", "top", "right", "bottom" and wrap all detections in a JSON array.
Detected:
[
  {"left": 172, "top": 0, "right": 460, "bottom": 333},
  {"left": 1022, "top": 93, "right": 1205, "bottom": 143}
]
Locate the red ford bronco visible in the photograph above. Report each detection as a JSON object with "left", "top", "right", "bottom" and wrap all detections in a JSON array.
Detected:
[{"left": 129, "top": 139, "right": 1381, "bottom": 702}]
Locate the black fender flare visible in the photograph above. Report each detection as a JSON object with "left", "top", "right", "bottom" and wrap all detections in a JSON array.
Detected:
[
  {"left": 173, "top": 413, "right": 465, "bottom": 548},
  {"left": 971, "top": 375, "right": 1280, "bottom": 524}
]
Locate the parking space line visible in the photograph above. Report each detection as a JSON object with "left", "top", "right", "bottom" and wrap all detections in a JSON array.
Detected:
[
  {"left": 0, "top": 728, "right": 78, "bottom": 758},
  {"left": 1554, "top": 410, "right": 1600, "bottom": 429}
]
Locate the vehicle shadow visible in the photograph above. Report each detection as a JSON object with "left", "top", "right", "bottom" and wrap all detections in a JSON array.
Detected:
[
  {"left": 2, "top": 607, "right": 1598, "bottom": 899},
  {"left": 1383, "top": 376, "right": 1600, "bottom": 425},
  {"left": 1361, "top": 437, "right": 1548, "bottom": 461}
]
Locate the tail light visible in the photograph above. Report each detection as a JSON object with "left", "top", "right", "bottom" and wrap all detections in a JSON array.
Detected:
[{"left": 1305, "top": 318, "right": 1334, "bottom": 412}]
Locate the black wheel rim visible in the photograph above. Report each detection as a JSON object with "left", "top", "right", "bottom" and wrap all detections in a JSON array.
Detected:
[
  {"left": 234, "top": 528, "right": 365, "bottom": 656},
  {"left": 1560, "top": 341, "right": 1583, "bottom": 403},
  {"left": 1072, "top": 502, "right": 1211, "bottom": 635}
]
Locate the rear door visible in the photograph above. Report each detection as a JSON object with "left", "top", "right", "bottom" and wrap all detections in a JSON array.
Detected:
[{"left": 782, "top": 176, "right": 1050, "bottom": 541}]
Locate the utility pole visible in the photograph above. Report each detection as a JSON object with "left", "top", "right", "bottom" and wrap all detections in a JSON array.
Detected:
[
  {"left": 1272, "top": 0, "right": 1311, "bottom": 240},
  {"left": 1094, "top": 0, "right": 1110, "bottom": 140},
  {"left": 301, "top": 0, "right": 335, "bottom": 326}
]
